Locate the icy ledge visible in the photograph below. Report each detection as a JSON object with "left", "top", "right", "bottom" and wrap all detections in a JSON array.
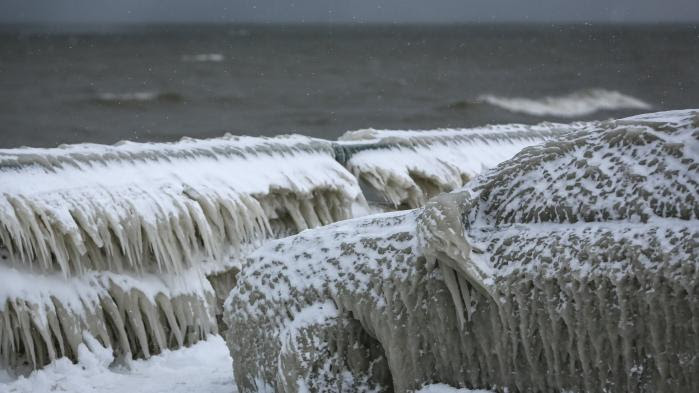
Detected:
[
  {"left": 224, "top": 109, "right": 699, "bottom": 392},
  {"left": 337, "top": 122, "right": 570, "bottom": 209}
]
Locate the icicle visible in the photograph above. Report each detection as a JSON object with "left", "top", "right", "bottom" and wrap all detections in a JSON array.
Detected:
[{"left": 0, "top": 266, "right": 217, "bottom": 370}]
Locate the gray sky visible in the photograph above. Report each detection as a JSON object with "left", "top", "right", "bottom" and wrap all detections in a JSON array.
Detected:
[{"left": 1, "top": 0, "right": 698, "bottom": 24}]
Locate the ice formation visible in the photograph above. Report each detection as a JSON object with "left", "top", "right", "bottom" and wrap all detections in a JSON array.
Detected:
[
  {"left": 224, "top": 109, "right": 699, "bottom": 392},
  {"left": 0, "top": 263, "right": 216, "bottom": 371},
  {"left": 336, "top": 123, "right": 572, "bottom": 209},
  {"left": 0, "top": 134, "right": 363, "bottom": 370},
  {"left": 0, "top": 134, "right": 361, "bottom": 276}
]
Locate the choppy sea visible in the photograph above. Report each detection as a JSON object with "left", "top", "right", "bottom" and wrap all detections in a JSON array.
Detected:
[{"left": 0, "top": 24, "right": 697, "bottom": 148}]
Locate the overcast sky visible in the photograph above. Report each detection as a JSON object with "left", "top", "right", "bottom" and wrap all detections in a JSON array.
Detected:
[{"left": 1, "top": 0, "right": 698, "bottom": 24}]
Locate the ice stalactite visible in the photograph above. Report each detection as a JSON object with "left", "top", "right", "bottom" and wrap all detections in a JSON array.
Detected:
[
  {"left": 225, "top": 110, "right": 699, "bottom": 392},
  {"left": 0, "top": 263, "right": 216, "bottom": 371},
  {"left": 335, "top": 123, "right": 577, "bottom": 209}
]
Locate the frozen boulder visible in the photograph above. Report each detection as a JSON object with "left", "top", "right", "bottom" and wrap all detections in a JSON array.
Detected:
[{"left": 224, "top": 109, "right": 699, "bottom": 392}]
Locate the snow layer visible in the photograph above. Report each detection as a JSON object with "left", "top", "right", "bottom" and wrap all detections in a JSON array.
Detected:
[
  {"left": 416, "top": 384, "right": 492, "bottom": 393},
  {"left": 0, "top": 335, "right": 486, "bottom": 393},
  {"left": 224, "top": 109, "right": 699, "bottom": 392},
  {"left": 0, "top": 335, "right": 235, "bottom": 393},
  {"left": 337, "top": 123, "right": 573, "bottom": 208}
]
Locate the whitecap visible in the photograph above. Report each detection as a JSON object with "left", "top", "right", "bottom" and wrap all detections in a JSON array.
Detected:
[
  {"left": 478, "top": 88, "right": 651, "bottom": 117},
  {"left": 181, "top": 53, "right": 224, "bottom": 62},
  {"left": 96, "top": 91, "right": 159, "bottom": 102},
  {"left": 94, "top": 91, "right": 183, "bottom": 104}
]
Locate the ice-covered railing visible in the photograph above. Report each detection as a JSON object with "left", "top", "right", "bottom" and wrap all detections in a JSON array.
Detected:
[
  {"left": 0, "top": 134, "right": 363, "bottom": 370},
  {"left": 0, "top": 261, "right": 216, "bottom": 370},
  {"left": 335, "top": 123, "right": 574, "bottom": 208},
  {"left": 0, "top": 134, "right": 362, "bottom": 276},
  {"left": 224, "top": 110, "right": 699, "bottom": 392}
]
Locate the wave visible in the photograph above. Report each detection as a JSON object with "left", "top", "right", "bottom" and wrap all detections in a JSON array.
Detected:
[
  {"left": 93, "top": 91, "right": 183, "bottom": 105},
  {"left": 181, "top": 53, "right": 224, "bottom": 62},
  {"left": 478, "top": 88, "right": 651, "bottom": 117}
]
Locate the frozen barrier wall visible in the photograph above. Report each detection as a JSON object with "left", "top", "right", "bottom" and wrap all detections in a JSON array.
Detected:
[
  {"left": 0, "top": 134, "right": 364, "bottom": 370},
  {"left": 225, "top": 110, "right": 699, "bottom": 392},
  {"left": 335, "top": 123, "right": 574, "bottom": 209}
]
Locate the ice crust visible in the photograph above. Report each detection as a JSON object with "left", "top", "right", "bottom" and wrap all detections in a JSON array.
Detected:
[
  {"left": 224, "top": 110, "right": 699, "bottom": 392},
  {"left": 337, "top": 123, "right": 573, "bottom": 208}
]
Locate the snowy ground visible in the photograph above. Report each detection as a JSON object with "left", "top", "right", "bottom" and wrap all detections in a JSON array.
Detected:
[
  {"left": 0, "top": 334, "right": 492, "bottom": 393},
  {"left": 0, "top": 336, "right": 236, "bottom": 393},
  {"left": 416, "top": 385, "right": 492, "bottom": 393}
]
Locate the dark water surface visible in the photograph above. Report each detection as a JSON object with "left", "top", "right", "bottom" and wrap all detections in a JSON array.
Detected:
[{"left": 0, "top": 24, "right": 697, "bottom": 148}]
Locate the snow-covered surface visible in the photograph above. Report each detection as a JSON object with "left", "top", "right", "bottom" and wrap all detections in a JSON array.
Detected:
[
  {"left": 225, "top": 209, "right": 422, "bottom": 391},
  {"left": 451, "top": 109, "right": 698, "bottom": 282},
  {"left": 338, "top": 123, "right": 572, "bottom": 208},
  {"left": 415, "top": 384, "right": 492, "bottom": 393},
  {"left": 478, "top": 88, "right": 651, "bottom": 117},
  {"left": 0, "top": 339, "right": 490, "bottom": 393},
  {"left": 0, "top": 335, "right": 496, "bottom": 393},
  {"left": 0, "top": 335, "right": 235, "bottom": 393}
]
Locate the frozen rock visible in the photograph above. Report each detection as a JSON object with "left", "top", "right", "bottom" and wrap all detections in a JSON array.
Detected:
[{"left": 224, "top": 110, "right": 699, "bottom": 392}]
